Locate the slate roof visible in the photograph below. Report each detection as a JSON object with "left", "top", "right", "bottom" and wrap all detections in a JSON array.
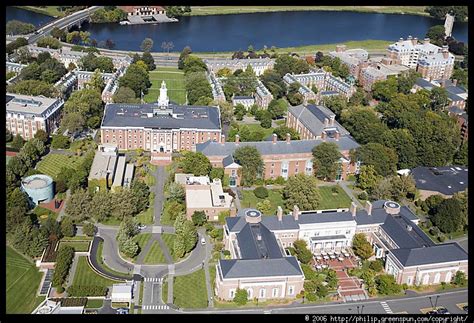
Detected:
[
  {"left": 222, "top": 155, "right": 239, "bottom": 168},
  {"left": 411, "top": 166, "right": 468, "bottom": 195},
  {"left": 219, "top": 257, "right": 303, "bottom": 278},
  {"left": 380, "top": 214, "right": 433, "bottom": 249},
  {"left": 196, "top": 136, "right": 359, "bottom": 157},
  {"left": 236, "top": 222, "right": 284, "bottom": 259},
  {"left": 101, "top": 103, "right": 221, "bottom": 130},
  {"left": 288, "top": 104, "right": 350, "bottom": 137},
  {"left": 390, "top": 243, "right": 468, "bottom": 267}
]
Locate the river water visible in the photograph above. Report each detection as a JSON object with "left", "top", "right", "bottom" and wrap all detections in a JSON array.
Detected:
[{"left": 7, "top": 6, "right": 468, "bottom": 52}]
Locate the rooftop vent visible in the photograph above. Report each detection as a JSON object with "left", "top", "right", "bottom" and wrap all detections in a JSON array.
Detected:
[
  {"left": 384, "top": 201, "right": 401, "bottom": 215},
  {"left": 245, "top": 209, "right": 262, "bottom": 224}
]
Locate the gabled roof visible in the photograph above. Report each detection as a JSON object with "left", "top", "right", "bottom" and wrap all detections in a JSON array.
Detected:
[
  {"left": 390, "top": 243, "right": 468, "bottom": 267},
  {"left": 219, "top": 257, "right": 303, "bottom": 279},
  {"left": 236, "top": 222, "right": 284, "bottom": 259},
  {"left": 411, "top": 166, "right": 468, "bottom": 195},
  {"left": 288, "top": 104, "right": 350, "bottom": 137}
]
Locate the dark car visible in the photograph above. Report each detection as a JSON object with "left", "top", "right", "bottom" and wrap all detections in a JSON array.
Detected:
[
  {"left": 462, "top": 305, "right": 468, "bottom": 313},
  {"left": 116, "top": 308, "right": 129, "bottom": 314},
  {"left": 426, "top": 310, "right": 438, "bottom": 314},
  {"left": 436, "top": 307, "right": 450, "bottom": 314}
]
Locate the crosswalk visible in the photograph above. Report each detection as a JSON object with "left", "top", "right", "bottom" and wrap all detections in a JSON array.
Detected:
[
  {"left": 142, "top": 304, "right": 169, "bottom": 310},
  {"left": 144, "top": 277, "right": 164, "bottom": 283},
  {"left": 380, "top": 301, "right": 393, "bottom": 314}
]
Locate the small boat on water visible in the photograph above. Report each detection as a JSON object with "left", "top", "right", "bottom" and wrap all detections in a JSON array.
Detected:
[{"left": 119, "top": 20, "right": 130, "bottom": 25}]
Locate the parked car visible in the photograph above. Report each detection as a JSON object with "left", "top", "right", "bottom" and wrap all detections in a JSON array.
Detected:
[
  {"left": 462, "top": 305, "right": 468, "bottom": 313},
  {"left": 138, "top": 224, "right": 147, "bottom": 230},
  {"left": 426, "top": 310, "right": 438, "bottom": 315},
  {"left": 116, "top": 308, "right": 129, "bottom": 314},
  {"left": 436, "top": 307, "right": 450, "bottom": 314},
  {"left": 201, "top": 237, "right": 206, "bottom": 245}
]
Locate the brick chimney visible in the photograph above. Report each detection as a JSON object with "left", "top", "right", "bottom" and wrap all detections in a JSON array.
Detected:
[
  {"left": 235, "top": 134, "right": 240, "bottom": 144},
  {"left": 277, "top": 206, "right": 283, "bottom": 222},
  {"left": 324, "top": 117, "right": 329, "bottom": 127},
  {"left": 365, "top": 200, "right": 372, "bottom": 216},
  {"left": 442, "top": 47, "right": 449, "bottom": 59},
  {"left": 292, "top": 205, "right": 299, "bottom": 221},
  {"left": 286, "top": 133, "right": 291, "bottom": 144},
  {"left": 423, "top": 38, "right": 430, "bottom": 45},
  {"left": 272, "top": 133, "right": 277, "bottom": 144},
  {"left": 321, "top": 131, "right": 327, "bottom": 141},
  {"left": 221, "top": 134, "right": 225, "bottom": 144},
  {"left": 335, "top": 131, "right": 340, "bottom": 141},
  {"left": 350, "top": 201, "right": 357, "bottom": 218},
  {"left": 453, "top": 79, "right": 458, "bottom": 86}
]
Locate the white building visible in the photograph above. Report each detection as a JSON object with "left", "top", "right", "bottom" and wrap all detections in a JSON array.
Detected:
[
  {"left": 204, "top": 57, "right": 275, "bottom": 76},
  {"left": 111, "top": 283, "right": 133, "bottom": 303}
]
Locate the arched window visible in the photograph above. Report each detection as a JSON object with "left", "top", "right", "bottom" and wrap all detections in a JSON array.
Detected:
[
  {"left": 246, "top": 288, "right": 253, "bottom": 299},
  {"left": 445, "top": 271, "right": 452, "bottom": 283},
  {"left": 433, "top": 272, "right": 441, "bottom": 284}
]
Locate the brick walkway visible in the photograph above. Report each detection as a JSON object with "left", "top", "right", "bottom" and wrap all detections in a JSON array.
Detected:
[{"left": 39, "top": 199, "right": 64, "bottom": 213}]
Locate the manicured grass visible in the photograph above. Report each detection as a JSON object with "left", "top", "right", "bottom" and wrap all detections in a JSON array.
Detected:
[
  {"left": 36, "top": 153, "right": 83, "bottom": 179},
  {"left": 161, "top": 233, "right": 177, "bottom": 261},
  {"left": 72, "top": 256, "right": 120, "bottom": 288},
  {"left": 209, "top": 265, "right": 216, "bottom": 293},
  {"left": 144, "top": 69, "right": 186, "bottom": 104},
  {"left": 189, "top": 6, "right": 428, "bottom": 17},
  {"left": 136, "top": 193, "right": 155, "bottom": 225},
  {"left": 162, "top": 280, "right": 168, "bottom": 303},
  {"left": 96, "top": 241, "right": 133, "bottom": 278},
  {"left": 85, "top": 299, "right": 104, "bottom": 309},
  {"left": 274, "top": 119, "right": 286, "bottom": 126},
  {"left": 61, "top": 236, "right": 93, "bottom": 241},
  {"left": 143, "top": 241, "right": 166, "bottom": 264},
  {"left": 173, "top": 269, "right": 208, "bottom": 309},
  {"left": 240, "top": 122, "right": 276, "bottom": 140},
  {"left": 59, "top": 241, "right": 90, "bottom": 252},
  {"left": 99, "top": 217, "right": 122, "bottom": 226},
  {"left": 33, "top": 206, "right": 58, "bottom": 224},
  {"left": 15, "top": 6, "right": 66, "bottom": 17},
  {"left": 317, "top": 185, "right": 352, "bottom": 209},
  {"left": 133, "top": 233, "right": 152, "bottom": 261},
  {"left": 6, "top": 246, "right": 44, "bottom": 314},
  {"left": 240, "top": 189, "right": 285, "bottom": 215}
]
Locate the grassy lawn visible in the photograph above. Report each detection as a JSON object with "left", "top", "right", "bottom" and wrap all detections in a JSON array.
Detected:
[
  {"left": 99, "top": 217, "right": 122, "bottom": 226},
  {"left": 61, "top": 236, "right": 93, "bottom": 241},
  {"left": 317, "top": 185, "right": 352, "bottom": 209},
  {"left": 15, "top": 6, "right": 66, "bottom": 17},
  {"left": 173, "top": 269, "right": 208, "bottom": 309},
  {"left": 58, "top": 241, "right": 90, "bottom": 252},
  {"left": 85, "top": 299, "right": 104, "bottom": 309},
  {"left": 72, "top": 256, "right": 121, "bottom": 288},
  {"left": 209, "top": 265, "right": 216, "bottom": 293},
  {"left": 274, "top": 119, "right": 286, "bottom": 126},
  {"left": 96, "top": 241, "right": 133, "bottom": 278},
  {"left": 347, "top": 184, "right": 367, "bottom": 205},
  {"left": 136, "top": 193, "right": 155, "bottom": 225},
  {"left": 36, "top": 153, "right": 83, "bottom": 179},
  {"left": 240, "top": 189, "right": 285, "bottom": 215},
  {"left": 162, "top": 280, "right": 168, "bottom": 303},
  {"left": 33, "top": 206, "right": 58, "bottom": 224},
  {"left": 143, "top": 241, "right": 166, "bottom": 264},
  {"left": 133, "top": 233, "right": 152, "bottom": 261},
  {"left": 144, "top": 69, "right": 186, "bottom": 104},
  {"left": 189, "top": 6, "right": 428, "bottom": 17},
  {"left": 6, "top": 246, "right": 44, "bottom": 314},
  {"left": 161, "top": 233, "right": 177, "bottom": 261},
  {"left": 242, "top": 123, "right": 276, "bottom": 139}
]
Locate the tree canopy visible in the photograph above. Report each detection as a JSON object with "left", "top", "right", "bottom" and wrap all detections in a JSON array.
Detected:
[
  {"left": 233, "top": 146, "right": 264, "bottom": 186},
  {"left": 312, "top": 142, "right": 341, "bottom": 181},
  {"left": 283, "top": 174, "right": 321, "bottom": 211}
]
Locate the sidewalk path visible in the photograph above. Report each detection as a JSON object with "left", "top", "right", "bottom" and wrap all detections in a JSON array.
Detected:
[{"left": 339, "top": 181, "right": 363, "bottom": 208}]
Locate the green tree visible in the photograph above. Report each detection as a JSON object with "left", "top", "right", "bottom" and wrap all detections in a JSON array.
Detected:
[
  {"left": 283, "top": 174, "right": 321, "bottom": 211},
  {"left": 141, "top": 51, "right": 156, "bottom": 71},
  {"left": 273, "top": 126, "right": 300, "bottom": 140},
  {"left": 87, "top": 69, "right": 105, "bottom": 92},
  {"left": 286, "top": 82, "right": 304, "bottom": 106},
  {"left": 6, "top": 20, "right": 35, "bottom": 35},
  {"left": 113, "top": 86, "right": 140, "bottom": 103},
  {"left": 36, "top": 36, "right": 62, "bottom": 49},
  {"left": 233, "top": 146, "right": 264, "bottom": 186},
  {"left": 356, "top": 165, "right": 379, "bottom": 192},
  {"left": 452, "top": 271, "right": 467, "bottom": 286},
  {"left": 233, "top": 289, "right": 248, "bottom": 305},
  {"left": 375, "top": 274, "right": 402, "bottom": 295},
  {"left": 293, "top": 239, "right": 313, "bottom": 264},
  {"left": 120, "top": 237, "right": 139, "bottom": 258},
  {"left": 389, "top": 175, "right": 417, "bottom": 201},
  {"left": 381, "top": 129, "right": 418, "bottom": 169},
  {"left": 179, "top": 151, "right": 212, "bottom": 176},
  {"left": 118, "top": 62, "right": 151, "bottom": 97},
  {"left": 431, "top": 198, "right": 463, "bottom": 233},
  {"left": 352, "top": 233, "right": 373, "bottom": 260},
  {"left": 50, "top": 26, "right": 66, "bottom": 40},
  {"left": 260, "top": 69, "right": 287, "bottom": 98},
  {"left": 210, "top": 168, "right": 224, "bottom": 180},
  {"left": 429, "top": 86, "right": 449, "bottom": 111},
  {"left": 178, "top": 46, "right": 192, "bottom": 70},
  {"left": 7, "top": 79, "right": 58, "bottom": 97},
  {"left": 173, "top": 234, "right": 186, "bottom": 258},
  {"left": 312, "top": 142, "right": 341, "bottom": 181},
  {"left": 33, "top": 129, "right": 49, "bottom": 144},
  {"left": 11, "top": 134, "right": 25, "bottom": 150},
  {"left": 185, "top": 71, "right": 212, "bottom": 105},
  {"left": 256, "top": 199, "right": 272, "bottom": 215},
  {"left": 340, "top": 107, "right": 387, "bottom": 145},
  {"left": 398, "top": 70, "right": 420, "bottom": 94},
  {"left": 356, "top": 143, "right": 398, "bottom": 177},
  {"left": 51, "top": 134, "right": 70, "bottom": 149},
  {"left": 60, "top": 217, "right": 75, "bottom": 237},
  {"left": 62, "top": 88, "right": 104, "bottom": 131},
  {"left": 254, "top": 186, "right": 269, "bottom": 199},
  {"left": 65, "top": 189, "right": 93, "bottom": 222},
  {"left": 140, "top": 38, "right": 154, "bottom": 52},
  {"left": 322, "top": 95, "right": 347, "bottom": 118},
  {"left": 425, "top": 25, "right": 446, "bottom": 46},
  {"left": 192, "top": 211, "right": 207, "bottom": 226},
  {"left": 372, "top": 77, "right": 398, "bottom": 102},
  {"left": 83, "top": 223, "right": 97, "bottom": 237},
  {"left": 267, "top": 98, "right": 288, "bottom": 119}
]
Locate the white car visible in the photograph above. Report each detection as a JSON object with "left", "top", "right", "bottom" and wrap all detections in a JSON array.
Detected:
[
  {"left": 138, "top": 224, "right": 147, "bottom": 230},
  {"left": 201, "top": 237, "right": 206, "bottom": 245}
]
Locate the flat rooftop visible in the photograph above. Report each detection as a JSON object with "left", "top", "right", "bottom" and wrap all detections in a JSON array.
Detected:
[
  {"left": 411, "top": 166, "right": 468, "bottom": 195},
  {"left": 6, "top": 93, "right": 62, "bottom": 117}
]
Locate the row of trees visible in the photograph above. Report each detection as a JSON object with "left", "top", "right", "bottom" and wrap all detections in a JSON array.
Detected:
[
  {"left": 118, "top": 61, "right": 152, "bottom": 99},
  {"left": 79, "top": 52, "right": 115, "bottom": 73},
  {"left": 6, "top": 20, "right": 35, "bottom": 35},
  {"left": 60, "top": 88, "right": 104, "bottom": 133},
  {"left": 19, "top": 52, "right": 67, "bottom": 84},
  {"left": 90, "top": 7, "right": 127, "bottom": 23}
]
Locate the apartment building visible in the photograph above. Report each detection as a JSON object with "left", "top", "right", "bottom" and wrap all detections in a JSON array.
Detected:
[
  {"left": 6, "top": 93, "right": 63, "bottom": 140},
  {"left": 412, "top": 78, "right": 468, "bottom": 110},
  {"left": 328, "top": 45, "right": 369, "bottom": 78},
  {"left": 204, "top": 57, "right": 275, "bottom": 76},
  {"left": 100, "top": 82, "right": 222, "bottom": 165}
]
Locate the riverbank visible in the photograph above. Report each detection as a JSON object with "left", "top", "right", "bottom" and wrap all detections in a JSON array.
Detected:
[
  {"left": 189, "top": 6, "right": 430, "bottom": 17},
  {"left": 14, "top": 6, "right": 64, "bottom": 18}
]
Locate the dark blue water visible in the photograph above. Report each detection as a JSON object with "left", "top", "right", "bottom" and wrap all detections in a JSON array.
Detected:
[
  {"left": 7, "top": 6, "right": 468, "bottom": 52},
  {"left": 6, "top": 6, "right": 55, "bottom": 27}
]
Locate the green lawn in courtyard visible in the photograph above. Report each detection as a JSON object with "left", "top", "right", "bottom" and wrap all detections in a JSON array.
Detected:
[
  {"left": 133, "top": 233, "right": 152, "bottom": 260},
  {"left": 96, "top": 241, "right": 133, "bottom": 278},
  {"left": 173, "top": 269, "right": 208, "bottom": 309},
  {"left": 72, "top": 256, "right": 120, "bottom": 289},
  {"left": 317, "top": 185, "right": 352, "bottom": 209},
  {"left": 162, "top": 280, "right": 168, "bottom": 303},
  {"left": 143, "top": 241, "right": 166, "bottom": 264},
  {"left": 136, "top": 193, "right": 155, "bottom": 225},
  {"left": 85, "top": 299, "right": 104, "bottom": 309},
  {"left": 161, "top": 233, "right": 177, "bottom": 261},
  {"left": 209, "top": 265, "right": 216, "bottom": 292},
  {"left": 6, "top": 246, "right": 44, "bottom": 314},
  {"left": 33, "top": 206, "right": 58, "bottom": 224},
  {"left": 61, "top": 236, "right": 93, "bottom": 241},
  {"left": 144, "top": 69, "right": 186, "bottom": 104},
  {"left": 58, "top": 241, "right": 90, "bottom": 252},
  {"left": 240, "top": 189, "right": 285, "bottom": 215},
  {"left": 36, "top": 153, "right": 83, "bottom": 179},
  {"left": 243, "top": 123, "right": 276, "bottom": 139}
]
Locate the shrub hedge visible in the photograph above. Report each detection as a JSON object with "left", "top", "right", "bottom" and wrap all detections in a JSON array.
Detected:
[{"left": 67, "top": 285, "right": 108, "bottom": 297}]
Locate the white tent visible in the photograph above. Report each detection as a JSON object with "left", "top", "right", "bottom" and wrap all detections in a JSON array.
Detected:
[{"left": 112, "top": 284, "right": 133, "bottom": 303}]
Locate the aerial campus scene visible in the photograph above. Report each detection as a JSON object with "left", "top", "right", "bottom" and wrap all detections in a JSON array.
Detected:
[{"left": 4, "top": 5, "right": 469, "bottom": 317}]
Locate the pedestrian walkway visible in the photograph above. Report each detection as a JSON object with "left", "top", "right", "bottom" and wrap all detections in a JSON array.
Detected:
[
  {"left": 339, "top": 181, "right": 363, "bottom": 208},
  {"left": 144, "top": 277, "right": 164, "bottom": 283},
  {"left": 142, "top": 304, "right": 169, "bottom": 310},
  {"left": 380, "top": 301, "right": 393, "bottom": 314}
]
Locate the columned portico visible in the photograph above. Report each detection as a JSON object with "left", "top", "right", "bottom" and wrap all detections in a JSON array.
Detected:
[{"left": 310, "top": 235, "right": 349, "bottom": 254}]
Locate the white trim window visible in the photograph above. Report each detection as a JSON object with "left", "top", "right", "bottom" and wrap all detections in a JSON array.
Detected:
[
  {"left": 247, "top": 288, "right": 253, "bottom": 299},
  {"left": 272, "top": 288, "right": 279, "bottom": 298},
  {"left": 259, "top": 288, "right": 266, "bottom": 299},
  {"left": 288, "top": 285, "right": 295, "bottom": 296},
  {"left": 406, "top": 276, "right": 413, "bottom": 285},
  {"left": 229, "top": 289, "right": 236, "bottom": 299}
]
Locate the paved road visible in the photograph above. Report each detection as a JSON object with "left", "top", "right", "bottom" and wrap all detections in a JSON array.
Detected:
[{"left": 96, "top": 227, "right": 134, "bottom": 274}]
